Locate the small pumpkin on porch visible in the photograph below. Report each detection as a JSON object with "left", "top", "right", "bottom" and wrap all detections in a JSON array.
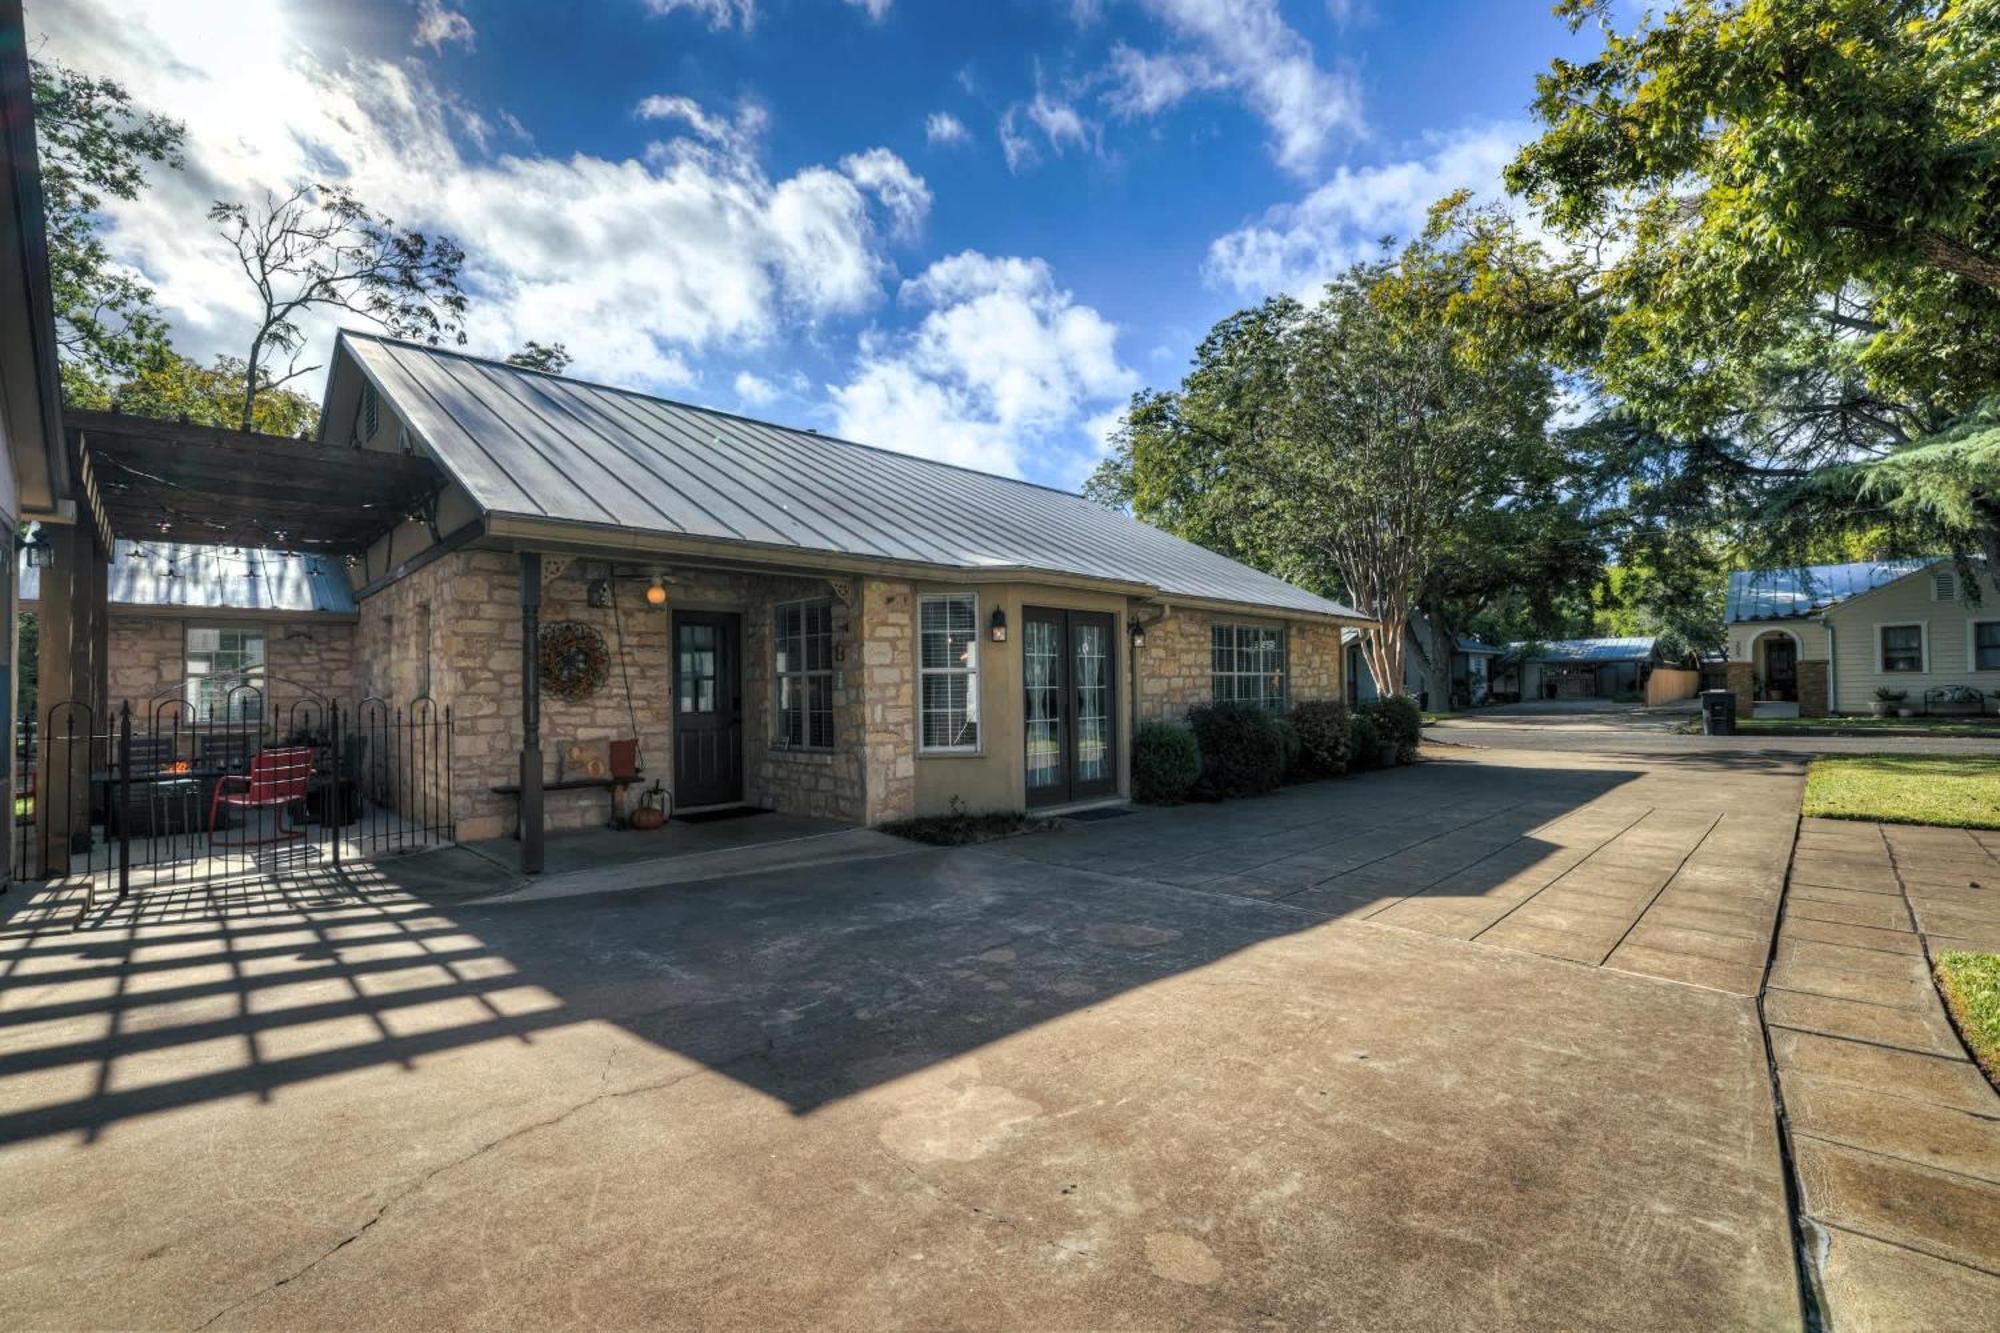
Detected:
[
  {"left": 539, "top": 621, "right": 610, "bottom": 702},
  {"left": 629, "top": 780, "right": 669, "bottom": 831}
]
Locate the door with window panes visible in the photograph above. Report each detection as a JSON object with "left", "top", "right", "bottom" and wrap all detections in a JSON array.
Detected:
[{"left": 1023, "top": 607, "right": 1117, "bottom": 807}]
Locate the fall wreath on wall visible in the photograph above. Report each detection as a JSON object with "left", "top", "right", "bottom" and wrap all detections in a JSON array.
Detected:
[{"left": 540, "top": 621, "right": 610, "bottom": 702}]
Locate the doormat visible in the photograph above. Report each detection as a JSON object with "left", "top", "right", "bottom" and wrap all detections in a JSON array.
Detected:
[
  {"left": 1062, "top": 807, "right": 1134, "bottom": 822},
  {"left": 674, "top": 806, "right": 774, "bottom": 825}
]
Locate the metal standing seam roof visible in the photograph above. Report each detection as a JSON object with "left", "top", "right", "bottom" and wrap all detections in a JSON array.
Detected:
[
  {"left": 1507, "top": 636, "right": 1657, "bottom": 664},
  {"left": 1724, "top": 559, "right": 1938, "bottom": 623},
  {"left": 340, "top": 332, "right": 1364, "bottom": 621},
  {"left": 18, "top": 540, "right": 356, "bottom": 614}
]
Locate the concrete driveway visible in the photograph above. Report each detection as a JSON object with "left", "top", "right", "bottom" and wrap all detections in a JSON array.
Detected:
[{"left": 0, "top": 748, "right": 1808, "bottom": 1329}]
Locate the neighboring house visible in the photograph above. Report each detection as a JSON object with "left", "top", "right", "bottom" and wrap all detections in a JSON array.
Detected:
[
  {"left": 313, "top": 333, "right": 1370, "bottom": 837},
  {"left": 1723, "top": 558, "right": 2000, "bottom": 716},
  {"left": 1343, "top": 611, "right": 1502, "bottom": 709},
  {"left": 1495, "top": 637, "right": 1663, "bottom": 701},
  {"left": 18, "top": 541, "right": 358, "bottom": 721}
]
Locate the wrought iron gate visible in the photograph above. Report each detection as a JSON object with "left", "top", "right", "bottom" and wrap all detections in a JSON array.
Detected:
[{"left": 14, "top": 676, "right": 453, "bottom": 912}]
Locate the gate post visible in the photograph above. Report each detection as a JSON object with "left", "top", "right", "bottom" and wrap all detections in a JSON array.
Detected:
[
  {"left": 116, "top": 702, "right": 131, "bottom": 902},
  {"left": 329, "top": 700, "right": 343, "bottom": 870}
]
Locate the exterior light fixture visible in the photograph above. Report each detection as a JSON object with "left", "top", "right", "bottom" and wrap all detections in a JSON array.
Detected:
[
  {"left": 1130, "top": 620, "right": 1147, "bottom": 649},
  {"left": 19, "top": 526, "right": 50, "bottom": 568},
  {"left": 989, "top": 607, "right": 1008, "bottom": 643},
  {"left": 645, "top": 577, "right": 668, "bottom": 607}
]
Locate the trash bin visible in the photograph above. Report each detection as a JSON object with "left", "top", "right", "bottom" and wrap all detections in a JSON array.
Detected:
[{"left": 1699, "top": 688, "right": 1737, "bottom": 736}]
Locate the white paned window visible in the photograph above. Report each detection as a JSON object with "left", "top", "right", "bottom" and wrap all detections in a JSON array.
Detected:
[
  {"left": 1974, "top": 622, "right": 2000, "bottom": 672},
  {"left": 1879, "top": 624, "right": 1924, "bottom": 673},
  {"left": 186, "top": 625, "right": 266, "bottom": 721},
  {"left": 1211, "top": 623, "right": 1287, "bottom": 710},
  {"left": 919, "top": 594, "right": 980, "bottom": 751},
  {"left": 773, "top": 598, "right": 835, "bottom": 750}
]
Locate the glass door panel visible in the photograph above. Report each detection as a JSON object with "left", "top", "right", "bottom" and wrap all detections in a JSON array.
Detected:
[
  {"left": 1025, "top": 611, "right": 1065, "bottom": 800},
  {"left": 1023, "top": 608, "right": 1117, "bottom": 806}
]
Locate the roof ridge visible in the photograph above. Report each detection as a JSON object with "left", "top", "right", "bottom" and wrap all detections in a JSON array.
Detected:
[{"left": 339, "top": 329, "right": 1101, "bottom": 505}]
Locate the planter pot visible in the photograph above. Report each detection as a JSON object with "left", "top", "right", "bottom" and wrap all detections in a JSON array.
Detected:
[
  {"left": 1897, "top": 708, "right": 1916, "bottom": 718},
  {"left": 1871, "top": 702, "right": 1893, "bottom": 717},
  {"left": 1377, "top": 740, "right": 1402, "bottom": 768}
]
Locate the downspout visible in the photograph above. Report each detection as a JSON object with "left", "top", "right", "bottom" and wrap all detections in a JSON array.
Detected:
[{"left": 1821, "top": 617, "right": 1837, "bottom": 716}]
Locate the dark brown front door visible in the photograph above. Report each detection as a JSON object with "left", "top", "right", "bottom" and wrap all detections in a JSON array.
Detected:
[
  {"left": 1024, "top": 607, "right": 1117, "bottom": 808},
  {"left": 1765, "top": 640, "right": 1797, "bottom": 702},
  {"left": 673, "top": 611, "right": 743, "bottom": 807}
]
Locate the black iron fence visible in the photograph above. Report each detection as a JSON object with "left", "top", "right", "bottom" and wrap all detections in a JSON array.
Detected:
[{"left": 14, "top": 677, "right": 452, "bottom": 912}]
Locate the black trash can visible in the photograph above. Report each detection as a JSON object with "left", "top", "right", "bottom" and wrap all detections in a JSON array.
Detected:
[{"left": 1699, "top": 688, "right": 1738, "bottom": 736}]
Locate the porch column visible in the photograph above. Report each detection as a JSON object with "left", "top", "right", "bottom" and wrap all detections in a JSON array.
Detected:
[
  {"left": 34, "top": 521, "right": 104, "bottom": 876},
  {"left": 519, "top": 551, "right": 543, "bottom": 874}
]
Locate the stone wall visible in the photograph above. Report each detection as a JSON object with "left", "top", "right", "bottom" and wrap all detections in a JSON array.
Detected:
[
  {"left": 103, "top": 614, "right": 357, "bottom": 715},
  {"left": 1725, "top": 660, "right": 1755, "bottom": 717},
  {"left": 1133, "top": 608, "right": 1345, "bottom": 724},
  {"left": 858, "top": 578, "right": 916, "bottom": 823},
  {"left": 1798, "top": 660, "right": 1830, "bottom": 718}
]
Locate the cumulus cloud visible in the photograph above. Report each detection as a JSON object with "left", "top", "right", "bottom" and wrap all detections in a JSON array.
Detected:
[
  {"left": 998, "top": 93, "right": 1096, "bottom": 174},
  {"left": 924, "top": 111, "right": 971, "bottom": 148},
  {"left": 36, "top": 1, "right": 927, "bottom": 396},
  {"left": 830, "top": 251, "right": 1137, "bottom": 478},
  {"left": 412, "top": 0, "right": 475, "bottom": 52},
  {"left": 1117, "top": 0, "right": 1362, "bottom": 177},
  {"left": 733, "top": 370, "right": 779, "bottom": 405},
  {"left": 1204, "top": 123, "right": 1531, "bottom": 296}
]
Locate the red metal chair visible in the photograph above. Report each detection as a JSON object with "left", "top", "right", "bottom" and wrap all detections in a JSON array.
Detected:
[{"left": 208, "top": 746, "right": 315, "bottom": 842}]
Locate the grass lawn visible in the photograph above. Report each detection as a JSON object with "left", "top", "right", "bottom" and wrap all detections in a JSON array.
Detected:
[
  {"left": 1935, "top": 952, "right": 2000, "bottom": 1085},
  {"left": 1682, "top": 715, "right": 2000, "bottom": 737},
  {"left": 1803, "top": 755, "right": 2000, "bottom": 829}
]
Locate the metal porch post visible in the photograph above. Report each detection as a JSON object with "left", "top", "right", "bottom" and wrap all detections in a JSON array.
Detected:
[{"left": 519, "top": 551, "right": 544, "bottom": 875}]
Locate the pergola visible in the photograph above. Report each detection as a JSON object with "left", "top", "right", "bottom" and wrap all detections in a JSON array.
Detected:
[{"left": 28, "top": 410, "right": 445, "bottom": 876}]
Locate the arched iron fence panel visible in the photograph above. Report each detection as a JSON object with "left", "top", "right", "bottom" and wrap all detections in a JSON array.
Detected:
[{"left": 13, "top": 676, "right": 454, "bottom": 919}]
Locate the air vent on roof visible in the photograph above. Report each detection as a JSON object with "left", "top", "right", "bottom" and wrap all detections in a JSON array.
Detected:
[{"left": 1934, "top": 569, "right": 1958, "bottom": 601}]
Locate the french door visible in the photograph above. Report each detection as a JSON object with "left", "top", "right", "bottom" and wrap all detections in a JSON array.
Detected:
[{"left": 1024, "top": 608, "right": 1117, "bottom": 808}]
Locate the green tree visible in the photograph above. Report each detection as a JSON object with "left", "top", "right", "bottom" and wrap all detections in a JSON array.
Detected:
[
  {"left": 30, "top": 59, "right": 185, "bottom": 401},
  {"left": 1092, "top": 241, "right": 1564, "bottom": 695},
  {"left": 505, "top": 340, "right": 572, "bottom": 373},
  {"left": 94, "top": 348, "right": 319, "bottom": 436},
  {"left": 210, "top": 183, "right": 469, "bottom": 431}
]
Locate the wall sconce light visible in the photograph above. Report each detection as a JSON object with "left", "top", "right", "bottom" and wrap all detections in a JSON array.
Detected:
[
  {"left": 1130, "top": 620, "right": 1147, "bottom": 649},
  {"left": 587, "top": 578, "right": 611, "bottom": 608},
  {"left": 989, "top": 607, "right": 1008, "bottom": 643},
  {"left": 20, "top": 527, "right": 51, "bottom": 568},
  {"left": 645, "top": 576, "right": 669, "bottom": 607}
]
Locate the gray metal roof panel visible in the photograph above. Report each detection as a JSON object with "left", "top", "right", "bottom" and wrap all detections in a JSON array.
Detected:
[
  {"left": 343, "top": 334, "right": 1362, "bottom": 619},
  {"left": 19, "top": 540, "right": 355, "bottom": 614},
  {"left": 1724, "top": 559, "right": 1936, "bottom": 622},
  {"left": 1509, "top": 636, "right": 1656, "bottom": 664}
]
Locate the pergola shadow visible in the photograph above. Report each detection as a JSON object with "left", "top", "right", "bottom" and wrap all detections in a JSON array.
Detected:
[{"left": 0, "top": 758, "right": 1649, "bottom": 1147}]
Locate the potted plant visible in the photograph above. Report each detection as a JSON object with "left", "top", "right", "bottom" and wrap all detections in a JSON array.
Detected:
[{"left": 1873, "top": 687, "right": 1905, "bottom": 718}]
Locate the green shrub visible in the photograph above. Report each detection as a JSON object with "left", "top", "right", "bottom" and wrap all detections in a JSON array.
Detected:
[
  {"left": 1132, "top": 722, "right": 1202, "bottom": 804},
  {"left": 1187, "top": 702, "right": 1286, "bottom": 799},
  {"left": 1290, "top": 700, "right": 1353, "bottom": 776},
  {"left": 1271, "top": 716, "right": 1304, "bottom": 780},
  {"left": 1348, "top": 712, "right": 1383, "bottom": 769},
  {"left": 1359, "top": 696, "right": 1422, "bottom": 764}
]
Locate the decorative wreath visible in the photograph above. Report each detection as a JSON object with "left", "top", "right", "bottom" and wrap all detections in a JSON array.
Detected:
[{"left": 540, "top": 621, "right": 610, "bottom": 702}]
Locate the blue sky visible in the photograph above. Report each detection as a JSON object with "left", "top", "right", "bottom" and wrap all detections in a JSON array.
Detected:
[{"left": 38, "top": 0, "right": 1588, "bottom": 486}]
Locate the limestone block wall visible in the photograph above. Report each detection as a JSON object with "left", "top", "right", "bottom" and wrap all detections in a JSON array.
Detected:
[
  {"left": 1133, "top": 608, "right": 1345, "bottom": 724},
  {"left": 104, "top": 614, "right": 357, "bottom": 715},
  {"left": 859, "top": 578, "right": 916, "bottom": 824}
]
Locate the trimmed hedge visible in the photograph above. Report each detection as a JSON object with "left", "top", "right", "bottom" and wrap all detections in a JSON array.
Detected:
[
  {"left": 1289, "top": 700, "right": 1353, "bottom": 777},
  {"left": 1187, "top": 702, "right": 1286, "bottom": 798},
  {"left": 1133, "top": 722, "right": 1203, "bottom": 804},
  {"left": 1348, "top": 712, "right": 1384, "bottom": 769},
  {"left": 1358, "top": 695, "right": 1422, "bottom": 764},
  {"left": 1271, "top": 716, "right": 1304, "bottom": 780}
]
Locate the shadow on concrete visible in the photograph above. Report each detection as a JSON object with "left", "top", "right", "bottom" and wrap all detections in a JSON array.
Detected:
[{"left": 0, "top": 757, "right": 1647, "bottom": 1146}]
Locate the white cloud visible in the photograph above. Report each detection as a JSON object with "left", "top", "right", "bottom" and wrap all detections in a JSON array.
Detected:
[
  {"left": 924, "top": 111, "right": 971, "bottom": 148},
  {"left": 1125, "top": 0, "right": 1361, "bottom": 176},
  {"left": 830, "top": 251, "right": 1137, "bottom": 478},
  {"left": 634, "top": 93, "right": 768, "bottom": 152},
  {"left": 1101, "top": 44, "right": 1224, "bottom": 119},
  {"left": 844, "top": 0, "right": 893, "bottom": 18},
  {"left": 733, "top": 370, "right": 779, "bottom": 405},
  {"left": 643, "top": 0, "right": 756, "bottom": 30},
  {"left": 412, "top": 0, "right": 475, "bottom": 52},
  {"left": 37, "top": 2, "right": 927, "bottom": 396},
  {"left": 1204, "top": 123, "right": 1531, "bottom": 295},
  {"left": 998, "top": 93, "right": 1096, "bottom": 174}
]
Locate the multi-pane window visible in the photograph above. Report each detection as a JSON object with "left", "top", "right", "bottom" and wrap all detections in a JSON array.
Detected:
[
  {"left": 919, "top": 594, "right": 979, "bottom": 751},
  {"left": 186, "top": 626, "right": 266, "bottom": 721},
  {"left": 1880, "top": 624, "right": 1924, "bottom": 673},
  {"left": 773, "top": 598, "right": 835, "bottom": 750},
  {"left": 1975, "top": 622, "right": 2000, "bottom": 672},
  {"left": 1211, "top": 623, "right": 1287, "bottom": 710}
]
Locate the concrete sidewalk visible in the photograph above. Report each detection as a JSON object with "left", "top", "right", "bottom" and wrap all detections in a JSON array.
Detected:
[{"left": 1765, "top": 818, "right": 2000, "bottom": 1323}]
